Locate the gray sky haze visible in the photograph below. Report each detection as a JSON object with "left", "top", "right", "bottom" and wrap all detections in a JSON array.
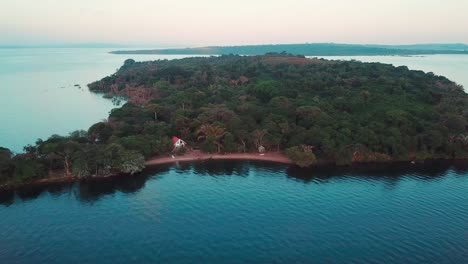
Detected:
[{"left": 1, "top": 0, "right": 467, "bottom": 46}]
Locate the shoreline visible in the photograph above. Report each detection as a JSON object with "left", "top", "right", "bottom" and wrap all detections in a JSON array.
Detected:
[
  {"left": 144, "top": 151, "right": 293, "bottom": 166},
  {"left": 1, "top": 152, "right": 467, "bottom": 192},
  {"left": 0, "top": 152, "right": 292, "bottom": 191}
]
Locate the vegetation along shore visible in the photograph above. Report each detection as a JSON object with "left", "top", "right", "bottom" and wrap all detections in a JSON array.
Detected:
[
  {"left": 110, "top": 43, "right": 468, "bottom": 56},
  {"left": 1, "top": 53, "right": 467, "bottom": 188}
]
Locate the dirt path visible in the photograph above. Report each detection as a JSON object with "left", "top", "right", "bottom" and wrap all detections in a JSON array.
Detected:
[{"left": 145, "top": 151, "right": 293, "bottom": 166}]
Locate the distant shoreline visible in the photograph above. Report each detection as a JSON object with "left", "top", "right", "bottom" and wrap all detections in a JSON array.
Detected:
[{"left": 109, "top": 43, "right": 468, "bottom": 56}]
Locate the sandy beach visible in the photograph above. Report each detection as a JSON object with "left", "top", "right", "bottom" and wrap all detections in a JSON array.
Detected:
[{"left": 145, "top": 151, "right": 293, "bottom": 166}]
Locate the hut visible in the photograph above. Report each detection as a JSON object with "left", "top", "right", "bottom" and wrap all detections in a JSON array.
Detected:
[{"left": 172, "top": 136, "right": 186, "bottom": 149}]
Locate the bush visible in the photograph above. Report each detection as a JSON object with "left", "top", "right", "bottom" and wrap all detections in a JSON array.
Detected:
[
  {"left": 286, "top": 146, "right": 316, "bottom": 168},
  {"left": 12, "top": 155, "right": 47, "bottom": 182},
  {"left": 119, "top": 150, "right": 145, "bottom": 174}
]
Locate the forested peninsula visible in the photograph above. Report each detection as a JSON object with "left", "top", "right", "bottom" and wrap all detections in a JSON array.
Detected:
[
  {"left": 111, "top": 43, "right": 468, "bottom": 56},
  {"left": 1, "top": 54, "right": 468, "bottom": 187}
]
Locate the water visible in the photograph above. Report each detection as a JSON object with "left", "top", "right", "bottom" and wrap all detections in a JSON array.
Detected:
[
  {"left": 0, "top": 161, "right": 467, "bottom": 263},
  {"left": 1, "top": 52, "right": 467, "bottom": 262},
  {"left": 317, "top": 55, "right": 468, "bottom": 91},
  {"left": 0, "top": 48, "right": 202, "bottom": 152}
]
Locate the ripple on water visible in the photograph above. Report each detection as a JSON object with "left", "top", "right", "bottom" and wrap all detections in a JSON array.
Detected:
[{"left": 0, "top": 161, "right": 467, "bottom": 263}]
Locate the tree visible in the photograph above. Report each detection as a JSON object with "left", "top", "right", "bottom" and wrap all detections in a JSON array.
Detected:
[
  {"left": 264, "top": 114, "right": 289, "bottom": 151},
  {"left": 251, "top": 80, "right": 280, "bottom": 103},
  {"left": 118, "top": 150, "right": 145, "bottom": 174},
  {"left": 12, "top": 154, "right": 47, "bottom": 182},
  {"left": 111, "top": 135, "right": 153, "bottom": 158},
  {"left": 172, "top": 110, "right": 192, "bottom": 140},
  {"left": 385, "top": 110, "right": 409, "bottom": 129},
  {"left": 142, "top": 122, "right": 171, "bottom": 138},
  {"left": 252, "top": 129, "right": 268, "bottom": 150},
  {"left": 201, "top": 136, "right": 217, "bottom": 153},
  {"left": 71, "top": 144, "right": 104, "bottom": 177},
  {"left": 0, "top": 147, "right": 13, "bottom": 181},
  {"left": 38, "top": 136, "right": 80, "bottom": 176},
  {"left": 445, "top": 114, "right": 466, "bottom": 133},
  {"left": 88, "top": 122, "right": 113, "bottom": 143},
  {"left": 234, "top": 129, "right": 250, "bottom": 153},
  {"left": 197, "top": 125, "right": 226, "bottom": 153},
  {"left": 223, "top": 132, "right": 238, "bottom": 153},
  {"left": 286, "top": 146, "right": 316, "bottom": 167},
  {"left": 72, "top": 155, "right": 91, "bottom": 178},
  {"left": 71, "top": 143, "right": 145, "bottom": 177},
  {"left": 296, "top": 106, "right": 322, "bottom": 129}
]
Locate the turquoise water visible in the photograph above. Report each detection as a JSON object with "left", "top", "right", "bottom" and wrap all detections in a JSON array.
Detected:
[
  {"left": 0, "top": 48, "right": 200, "bottom": 152},
  {"left": 318, "top": 54, "right": 468, "bottom": 91},
  {"left": 0, "top": 161, "right": 467, "bottom": 263}
]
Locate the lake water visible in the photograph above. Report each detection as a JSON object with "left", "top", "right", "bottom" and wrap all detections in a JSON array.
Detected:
[
  {"left": 0, "top": 161, "right": 467, "bottom": 263},
  {"left": 1, "top": 52, "right": 467, "bottom": 262},
  {"left": 0, "top": 48, "right": 201, "bottom": 152},
  {"left": 318, "top": 54, "right": 468, "bottom": 91}
]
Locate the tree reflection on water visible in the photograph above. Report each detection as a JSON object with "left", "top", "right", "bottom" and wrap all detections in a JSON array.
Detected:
[{"left": 1, "top": 160, "right": 466, "bottom": 206}]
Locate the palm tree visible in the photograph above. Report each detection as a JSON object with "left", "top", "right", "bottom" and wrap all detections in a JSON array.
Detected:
[{"left": 196, "top": 125, "right": 226, "bottom": 153}]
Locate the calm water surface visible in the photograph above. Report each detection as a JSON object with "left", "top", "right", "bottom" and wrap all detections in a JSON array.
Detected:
[
  {"left": 0, "top": 161, "right": 467, "bottom": 263},
  {"left": 0, "top": 48, "right": 202, "bottom": 152},
  {"left": 2, "top": 52, "right": 467, "bottom": 262}
]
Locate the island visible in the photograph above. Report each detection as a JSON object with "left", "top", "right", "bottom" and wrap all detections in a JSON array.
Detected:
[
  {"left": 111, "top": 43, "right": 468, "bottom": 56},
  {"left": 1, "top": 53, "right": 467, "bottom": 188}
]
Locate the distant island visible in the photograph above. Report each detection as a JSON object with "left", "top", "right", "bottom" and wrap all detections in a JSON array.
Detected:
[
  {"left": 1, "top": 53, "right": 467, "bottom": 188},
  {"left": 111, "top": 43, "right": 468, "bottom": 56}
]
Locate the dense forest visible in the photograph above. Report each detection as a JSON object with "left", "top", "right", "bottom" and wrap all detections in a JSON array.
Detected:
[
  {"left": 111, "top": 43, "right": 468, "bottom": 56},
  {"left": 1, "top": 54, "right": 468, "bottom": 186}
]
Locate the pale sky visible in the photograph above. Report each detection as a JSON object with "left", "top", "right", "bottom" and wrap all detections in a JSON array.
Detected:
[{"left": 1, "top": 0, "right": 467, "bottom": 46}]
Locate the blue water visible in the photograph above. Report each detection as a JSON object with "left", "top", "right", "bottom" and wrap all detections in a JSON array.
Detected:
[
  {"left": 1, "top": 51, "right": 467, "bottom": 262},
  {"left": 0, "top": 48, "right": 202, "bottom": 152},
  {"left": 0, "top": 161, "right": 467, "bottom": 263}
]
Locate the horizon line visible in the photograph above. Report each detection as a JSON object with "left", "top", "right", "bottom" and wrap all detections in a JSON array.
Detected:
[{"left": 1, "top": 42, "right": 468, "bottom": 49}]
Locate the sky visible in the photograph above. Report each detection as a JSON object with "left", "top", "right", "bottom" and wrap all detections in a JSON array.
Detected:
[{"left": 1, "top": 0, "right": 467, "bottom": 47}]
